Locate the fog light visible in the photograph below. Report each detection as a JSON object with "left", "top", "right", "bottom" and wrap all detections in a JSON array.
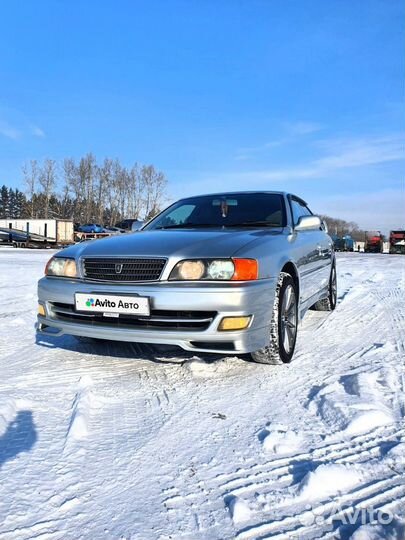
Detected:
[
  {"left": 218, "top": 316, "right": 251, "bottom": 331},
  {"left": 38, "top": 304, "right": 46, "bottom": 317}
]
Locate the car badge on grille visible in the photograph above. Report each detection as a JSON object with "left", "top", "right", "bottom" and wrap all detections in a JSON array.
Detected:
[{"left": 115, "top": 263, "right": 123, "bottom": 274}]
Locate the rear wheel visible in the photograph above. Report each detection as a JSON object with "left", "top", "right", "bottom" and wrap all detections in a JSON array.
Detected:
[
  {"left": 250, "top": 272, "right": 298, "bottom": 365},
  {"left": 312, "top": 262, "right": 337, "bottom": 311}
]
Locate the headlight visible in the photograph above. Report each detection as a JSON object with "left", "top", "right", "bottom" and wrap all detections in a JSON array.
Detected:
[
  {"left": 45, "top": 257, "right": 78, "bottom": 278},
  {"left": 175, "top": 260, "right": 205, "bottom": 280},
  {"left": 207, "top": 260, "right": 234, "bottom": 280},
  {"left": 169, "top": 258, "right": 258, "bottom": 281}
]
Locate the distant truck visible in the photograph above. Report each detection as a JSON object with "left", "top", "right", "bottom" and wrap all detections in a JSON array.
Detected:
[
  {"left": 389, "top": 230, "right": 405, "bottom": 254},
  {"left": 342, "top": 235, "right": 354, "bottom": 252},
  {"left": 0, "top": 219, "right": 74, "bottom": 247},
  {"left": 331, "top": 234, "right": 354, "bottom": 252},
  {"left": 364, "top": 231, "right": 383, "bottom": 253}
]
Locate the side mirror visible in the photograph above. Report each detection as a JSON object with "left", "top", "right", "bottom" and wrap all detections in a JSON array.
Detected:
[
  {"left": 131, "top": 221, "right": 144, "bottom": 232},
  {"left": 294, "top": 215, "right": 322, "bottom": 232}
]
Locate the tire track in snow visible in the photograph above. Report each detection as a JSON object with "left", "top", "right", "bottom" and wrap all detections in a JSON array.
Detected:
[
  {"left": 1, "top": 251, "right": 405, "bottom": 539},
  {"left": 235, "top": 479, "right": 405, "bottom": 539},
  {"left": 216, "top": 428, "right": 405, "bottom": 497},
  {"left": 161, "top": 424, "right": 404, "bottom": 512},
  {"left": 160, "top": 256, "right": 405, "bottom": 538}
]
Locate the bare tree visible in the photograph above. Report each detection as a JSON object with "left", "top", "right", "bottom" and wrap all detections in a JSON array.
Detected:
[
  {"left": 126, "top": 163, "right": 142, "bottom": 219},
  {"left": 319, "top": 214, "right": 366, "bottom": 241},
  {"left": 19, "top": 155, "right": 168, "bottom": 223},
  {"left": 141, "top": 165, "right": 167, "bottom": 220},
  {"left": 22, "top": 160, "right": 39, "bottom": 218},
  {"left": 62, "top": 158, "right": 76, "bottom": 195},
  {"left": 97, "top": 158, "right": 113, "bottom": 223},
  {"left": 77, "top": 153, "right": 97, "bottom": 222},
  {"left": 110, "top": 160, "right": 128, "bottom": 224},
  {"left": 39, "top": 159, "right": 57, "bottom": 218}
]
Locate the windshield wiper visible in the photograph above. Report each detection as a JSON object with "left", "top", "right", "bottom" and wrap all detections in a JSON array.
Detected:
[
  {"left": 154, "top": 223, "right": 222, "bottom": 230},
  {"left": 154, "top": 221, "right": 281, "bottom": 230},
  {"left": 227, "top": 221, "right": 281, "bottom": 227}
]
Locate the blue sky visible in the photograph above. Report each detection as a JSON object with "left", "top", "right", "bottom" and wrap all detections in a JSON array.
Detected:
[{"left": 0, "top": 0, "right": 404, "bottom": 231}]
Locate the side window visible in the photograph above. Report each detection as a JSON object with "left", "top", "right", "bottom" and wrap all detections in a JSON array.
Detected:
[{"left": 290, "top": 199, "right": 312, "bottom": 226}]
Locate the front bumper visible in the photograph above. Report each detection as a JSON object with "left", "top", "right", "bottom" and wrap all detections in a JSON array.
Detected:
[{"left": 37, "top": 277, "right": 276, "bottom": 354}]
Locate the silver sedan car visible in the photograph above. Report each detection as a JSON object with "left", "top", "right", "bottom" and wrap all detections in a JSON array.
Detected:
[{"left": 37, "top": 191, "right": 336, "bottom": 364}]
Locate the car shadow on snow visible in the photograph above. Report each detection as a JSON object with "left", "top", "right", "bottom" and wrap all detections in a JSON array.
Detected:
[
  {"left": 34, "top": 332, "right": 234, "bottom": 365},
  {"left": 0, "top": 411, "right": 37, "bottom": 469}
]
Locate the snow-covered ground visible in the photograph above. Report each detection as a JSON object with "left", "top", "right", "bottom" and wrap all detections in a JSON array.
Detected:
[{"left": 0, "top": 249, "right": 404, "bottom": 540}]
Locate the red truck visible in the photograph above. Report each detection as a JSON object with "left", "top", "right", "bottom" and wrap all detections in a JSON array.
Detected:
[
  {"left": 364, "top": 231, "right": 383, "bottom": 253},
  {"left": 389, "top": 230, "right": 405, "bottom": 254}
]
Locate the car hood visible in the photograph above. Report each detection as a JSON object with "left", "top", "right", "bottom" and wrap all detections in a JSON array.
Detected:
[{"left": 63, "top": 228, "right": 283, "bottom": 259}]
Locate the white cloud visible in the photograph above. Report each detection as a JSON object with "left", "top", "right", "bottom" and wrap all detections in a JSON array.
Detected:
[
  {"left": 0, "top": 120, "right": 21, "bottom": 140},
  {"left": 282, "top": 121, "right": 323, "bottom": 136},
  {"left": 235, "top": 120, "right": 323, "bottom": 160},
  {"left": 171, "top": 133, "right": 405, "bottom": 213},
  {"left": 232, "top": 133, "right": 405, "bottom": 185},
  {"left": 314, "top": 135, "right": 404, "bottom": 169},
  {"left": 0, "top": 109, "right": 45, "bottom": 140},
  {"left": 234, "top": 153, "right": 250, "bottom": 161},
  {"left": 30, "top": 125, "right": 45, "bottom": 138}
]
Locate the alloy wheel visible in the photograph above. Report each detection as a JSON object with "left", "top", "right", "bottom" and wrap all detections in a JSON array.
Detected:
[
  {"left": 280, "top": 284, "right": 297, "bottom": 354},
  {"left": 331, "top": 266, "right": 337, "bottom": 307}
]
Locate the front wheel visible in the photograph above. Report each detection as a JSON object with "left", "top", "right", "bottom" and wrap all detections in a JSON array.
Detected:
[{"left": 250, "top": 272, "right": 298, "bottom": 365}]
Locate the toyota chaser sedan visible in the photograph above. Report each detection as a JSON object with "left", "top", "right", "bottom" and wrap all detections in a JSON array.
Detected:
[{"left": 37, "top": 191, "right": 336, "bottom": 364}]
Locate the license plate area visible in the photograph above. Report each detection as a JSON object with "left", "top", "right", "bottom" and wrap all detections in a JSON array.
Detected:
[{"left": 75, "top": 293, "right": 150, "bottom": 316}]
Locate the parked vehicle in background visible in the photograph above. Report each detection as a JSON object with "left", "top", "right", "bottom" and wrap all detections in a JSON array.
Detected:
[
  {"left": 364, "top": 231, "right": 383, "bottom": 253},
  {"left": 0, "top": 219, "right": 74, "bottom": 247},
  {"left": 77, "top": 223, "right": 106, "bottom": 234},
  {"left": 104, "top": 226, "right": 126, "bottom": 234},
  {"left": 389, "top": 230, "right": 405, "bottom": 254},
  {"left": 330, "top": 234, "right": 353, "bottom": 252},
  {"left": 0, "top": 227, "right": 29, "bottom": 244},
  {"left": 0, "top": 229, "right": 10, "bottom": 242},
  {"left": 37, "top": 191, "right": 336, "bottom": 365},
  {"left": 131, "top": 220, "right": 144, "bottom": 232},
  {"left": 342, "top": 235, "right": 354, "bottom": 252},
  {"left": 114, "top": 219, "right": 141, "bottom": 231}
]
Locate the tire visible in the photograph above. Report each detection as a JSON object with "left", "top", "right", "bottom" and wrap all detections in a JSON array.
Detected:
[
  {"left": 250, "top": 272, "right": 298, "bottom": 365},
  {"left": 312, "top": 262, "right": 337, "bottom": 311}
]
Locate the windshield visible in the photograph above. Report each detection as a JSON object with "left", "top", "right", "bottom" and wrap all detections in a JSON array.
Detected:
[{"left": 144, "top": 193, "right": 286, "bottom": 230}]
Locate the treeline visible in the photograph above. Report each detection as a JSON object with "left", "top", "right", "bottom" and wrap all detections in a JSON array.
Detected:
[
  {"left": 0, "top": 154, "right": 167, "bottom": 224},
  {"left": 319, "top": 214, "right": 368, "bottom": 241}
]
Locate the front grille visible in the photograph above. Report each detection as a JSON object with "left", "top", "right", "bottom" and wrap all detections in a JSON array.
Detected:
[
  {"left": 83, "top": 257, "right": 166, "bottom": 282},
  {"left": 49, "top": 302, "right": 216, "bottom": 331}
]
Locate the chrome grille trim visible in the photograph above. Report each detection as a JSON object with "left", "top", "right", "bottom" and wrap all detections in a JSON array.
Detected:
[{"left": 82, "top": 257, "right": 167, "bottom": 282}]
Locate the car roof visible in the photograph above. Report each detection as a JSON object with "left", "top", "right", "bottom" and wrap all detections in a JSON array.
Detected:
[{"left": 180, "top": 190, "right": 287, "bottom": 198}]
